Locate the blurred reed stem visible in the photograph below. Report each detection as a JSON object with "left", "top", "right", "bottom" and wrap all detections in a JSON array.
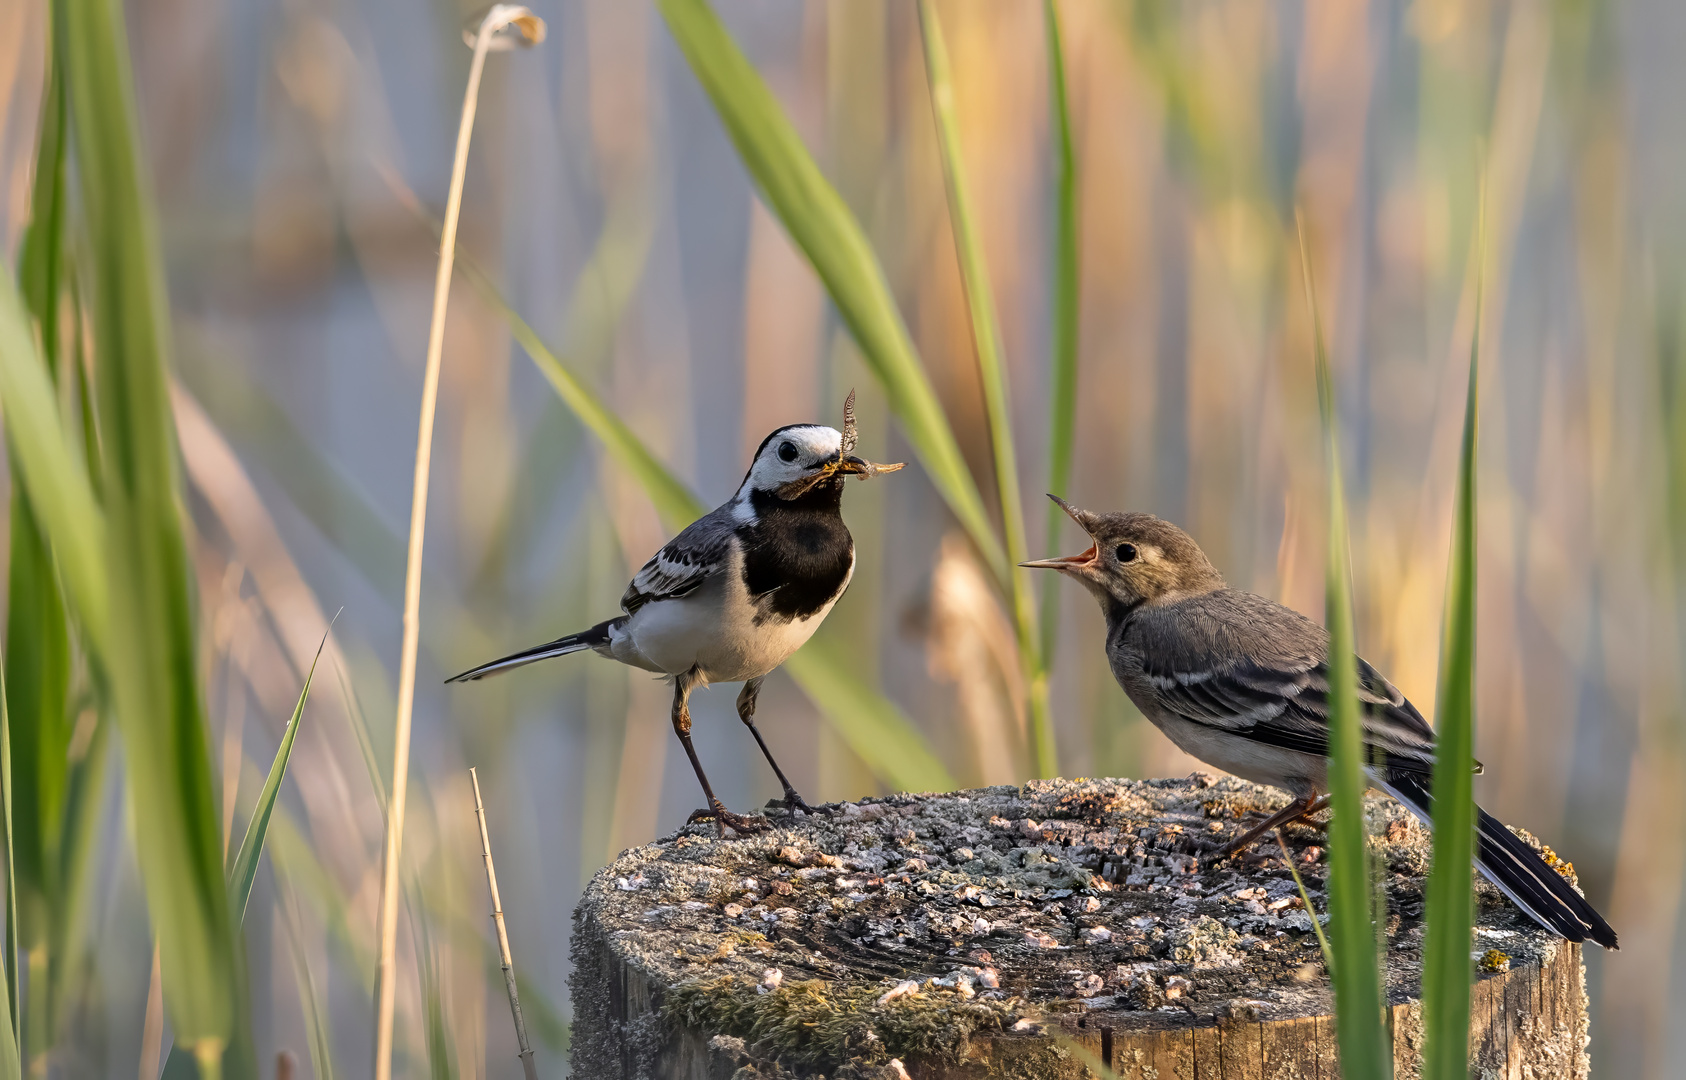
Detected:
[
  {"left": 1040, "top": 0, "right": 1080, "bottom": 674},
  {"left": 1420, "top": 199, "right": 1485, "bottom": 1080},
  {"left": 917, "top": 0, "right": 1056, "bottom": 777},
  {"left": 1301, "top": 217, "right": 1390, "bottom": 1079},
  {"left": 372, "top": 10, "right": 545, "bottom": 1080}
]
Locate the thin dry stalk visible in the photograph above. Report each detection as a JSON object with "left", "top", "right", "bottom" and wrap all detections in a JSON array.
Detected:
[
  {"left": 371, "top": 9, "right": 545, "bottom": 1080},
  {"left": 471, "top": 768, "right": 538, "bottom": 1080}
]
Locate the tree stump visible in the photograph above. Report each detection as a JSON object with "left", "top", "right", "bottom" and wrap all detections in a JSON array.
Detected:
[{"left": 571, "top": 777, "right": 1590, "bottom": 1079}]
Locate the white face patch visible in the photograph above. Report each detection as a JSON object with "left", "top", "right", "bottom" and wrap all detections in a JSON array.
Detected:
[{"left": 739, "top": 425, "right": 843, "bottom": 497}]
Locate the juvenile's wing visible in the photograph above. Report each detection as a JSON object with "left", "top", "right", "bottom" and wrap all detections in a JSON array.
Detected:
[
  {"left": 621, "top": 505, "right": 738, "bottom": 616},
  {"left": 1131, "top": 590, "right": 1441, "bottom": 775}
]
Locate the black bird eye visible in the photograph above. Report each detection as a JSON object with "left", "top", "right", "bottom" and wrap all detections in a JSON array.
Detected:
[
  {"left": 1116, "top": 543, "right": 1138, "bottom": 563},
  {"left": 778, "top": 441, "right": 799, "bottom": 463}
]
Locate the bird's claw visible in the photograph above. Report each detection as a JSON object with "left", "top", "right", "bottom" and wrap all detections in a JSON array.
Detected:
[
  {"left": 783, "top": 790, "right": 829, "bottom": 817},
  {"left": 687, "top": 805, "right": 771, "bottom": 837}
]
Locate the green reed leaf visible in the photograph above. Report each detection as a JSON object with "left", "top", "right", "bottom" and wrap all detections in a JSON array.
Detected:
[
  {"left": 1040, "top": 0, "right": 1080, "bottom": 674},
  {"left": 917, "top": 0, "right": 1055, "bottom": 778},
  {"left": 1420, "top": 205, "right": 1484, "bottom": 1080},
  {"left": 61, "top": 0, "right": 242, "bottom": 1062},
  {"left": 0, "top": 277, "right": 107, "bottom": 647},
  {"left": 656, "top": 0, "right": 1005, "bottom": 582},
  {"left": 10, "top": 11, "right": 74, "bottom": 957},
  {"left": 228, "top": 628, "right": 330, "bottom": 922},
  {"left": 1300, "top": 219, "right": 1390, "bottom": 1079}
]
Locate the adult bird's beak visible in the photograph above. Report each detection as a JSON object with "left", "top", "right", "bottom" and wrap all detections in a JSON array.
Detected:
[{"left": 1020, "top": 494, "right": 1100, "bottom": 571}]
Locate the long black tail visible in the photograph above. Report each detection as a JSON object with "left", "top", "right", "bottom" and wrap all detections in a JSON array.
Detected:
[
  {"left": 1380, "top": 772, "right": 1618, "bottom": 949},
  {"left": 444, "top": 619, "right": 618, "bottom": 683}
]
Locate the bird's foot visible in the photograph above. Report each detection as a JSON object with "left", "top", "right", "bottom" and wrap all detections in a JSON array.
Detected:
[
  {"left": 687, "top": 804, "right": 771, "bottom": 837},
  {"left": 782, "top": 789, "right": 830, "bottom": 817}
]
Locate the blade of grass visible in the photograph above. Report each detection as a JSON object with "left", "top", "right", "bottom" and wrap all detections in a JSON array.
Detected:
[
  {"left": 458, "top": 256, "right": 703, "bottom": 530},
  {"left": 47, "top": 708, "right": 107, "bottom": 1043},
  {"left": 1300, "top": 217, "right": 1389, "bottom": 1079},
  {"left": 455, "top": 255, "right": 955, "bottom": 793},
  {"left": 779, "top": 647, "right": 953, "bottom": 792},
  {"left": 1039, "top": 0, "right": 1080, "bottom": 673},
  {"left": 11, "top": 7, "right": 74, "bottom": 959},
  {"left": 916, "top": 0, "right": 1055, "bottom": 778},
  {"left": 1420, "top": 203, "right": 1484, "bottom": 1080},
  {"left": 372, "top": 11, "right": 546, "bottom": 1080},
  {"left": 1277, "top": 828, "right": 1334, "bottom": 964},
  {"left": 61, "top": 0, "right": 244, "bottom": 1064},
  {"left": 0, "top": 273, "right": 107, "bottom": 648},
  {"left": 655, "top": 0, "right": 1006, "bottom": 581},
  {"left": 227, "top": 626, "right": 331, "bottom": 922}
]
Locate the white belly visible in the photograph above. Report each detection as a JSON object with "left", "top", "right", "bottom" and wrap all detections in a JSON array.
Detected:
[
  {"left": 623, "top": 551, "right": 848, "bottom": 684},
  {"left": 1150, "top": 712, "right": 1328, "bottom": 796}
]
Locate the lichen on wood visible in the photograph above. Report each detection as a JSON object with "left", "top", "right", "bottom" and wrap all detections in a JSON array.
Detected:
[{"left": 571, "top": 776, "right": 1589, "bottom": 1079}]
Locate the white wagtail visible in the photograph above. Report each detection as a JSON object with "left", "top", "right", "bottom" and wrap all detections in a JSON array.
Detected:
[
  {"left": 1024, "top": 496, "right": 1617, "bottom": 949},
  {"left": 448, "top": 395, "right": 902, "bottom": 836}
]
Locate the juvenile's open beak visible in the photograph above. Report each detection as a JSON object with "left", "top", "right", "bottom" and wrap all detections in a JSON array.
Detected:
[
  {"left": 1021, "top": 494, "right": 1099, "bottom": 570},
  {"left": 1021, "top": 545, "right": 1097, "bottom": 571}
]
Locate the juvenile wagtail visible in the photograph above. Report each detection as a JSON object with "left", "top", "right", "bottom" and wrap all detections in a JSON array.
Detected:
[
  {"left": 1025, "top": 496, "right": 1617, "bottom": 948},
  {"left": 448, "top": 395, "right": 902, "bottom": 836}
]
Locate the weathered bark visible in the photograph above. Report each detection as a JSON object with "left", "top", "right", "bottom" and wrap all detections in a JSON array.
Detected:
[{"left": 571, "top": 777, "right": 1591, "bottom": 1079}]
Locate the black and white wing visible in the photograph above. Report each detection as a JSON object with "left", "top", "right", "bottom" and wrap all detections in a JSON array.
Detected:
[
  {"left": 621, "top": 505, "right": 738, "bottom": 616},
  {"left": 1130, "top": 591, "right": 1442, "bottom": 775}
]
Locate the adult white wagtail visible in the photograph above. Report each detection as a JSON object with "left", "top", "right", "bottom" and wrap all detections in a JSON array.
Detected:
[
  {"left": 1024, "top": 496, "right": 1617, "bottom": 949},
  {"left": 448, "top": 396, "right": 902, "bottom": 836}
]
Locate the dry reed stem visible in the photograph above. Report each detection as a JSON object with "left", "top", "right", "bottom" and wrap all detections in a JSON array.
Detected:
[
  {"left": 371, "top": 9, "right": 544, "bottom": 1080},
  {"left": 471, "top": 768, "right": 538, "bottom": 1080}
]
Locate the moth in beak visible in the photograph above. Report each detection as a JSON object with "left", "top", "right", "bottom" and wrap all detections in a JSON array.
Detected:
[
  {"left": 833, "top": 387, "right": 903, "bottom": 477},
  {"left": 1020, "top": 494, "right": 1100, "bottom": 571},
  {"left": 773, "top": 390, "right": 904, "bottom": 500}
]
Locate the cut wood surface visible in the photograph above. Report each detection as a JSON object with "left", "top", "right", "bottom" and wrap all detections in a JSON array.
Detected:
[{"left": 570, "top": 776, "right": 1590, "bottom": 1079}]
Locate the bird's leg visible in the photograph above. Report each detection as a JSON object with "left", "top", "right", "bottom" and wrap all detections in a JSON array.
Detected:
[
  {"left": 735, "top": 677, "right": 820, "bottom": 816},
  {"left": 1214, "top": 792, "right": 1327, "bottom": 857},
  {"left": 670, "top": 671, "right": 768, "bottom": 838}
]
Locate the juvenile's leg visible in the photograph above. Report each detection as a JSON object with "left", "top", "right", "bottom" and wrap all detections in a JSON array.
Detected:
[
  {"left": 1215, "top": 793, "right": 1330, "bottom": 857},
  {"left": 736, "top": 677, "right": 819, "bottom": 815},
  {"left": 670, "top": 670, "right": 767, "bottom": 837}
]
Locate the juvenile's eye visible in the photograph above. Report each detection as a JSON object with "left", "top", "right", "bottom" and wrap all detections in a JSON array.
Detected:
[
  {"left": 1116, "top": 543, "right": 1138, "bottom": 563},
  {"left": 778, "top": 441, "right": 799, "bottom": 463}
]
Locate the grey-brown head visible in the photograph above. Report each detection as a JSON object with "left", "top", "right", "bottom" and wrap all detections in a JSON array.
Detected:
[{"left": 1022, "top": 496, "right": 1225, "bottom": 615}]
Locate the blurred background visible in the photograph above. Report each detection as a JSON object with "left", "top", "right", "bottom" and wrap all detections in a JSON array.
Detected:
[{"left": 2, "top": 0, "right": 1683, "bottom": 1076}]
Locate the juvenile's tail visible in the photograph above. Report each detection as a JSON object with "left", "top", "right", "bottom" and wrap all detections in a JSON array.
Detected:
[
  {"left": 445, "top": 619, "right": 618, "bottom": 683},
  {"left": 1380, "top": 772, "right": 1618, "bottom": 949}
]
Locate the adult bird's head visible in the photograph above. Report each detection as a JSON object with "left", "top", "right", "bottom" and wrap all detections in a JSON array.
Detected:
[
  {"left": 737, "top": 424, "right": 902, "bottom": 504},
  {"left": 1022, "top": 496, "right": 1225, "bottom": 614}
]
